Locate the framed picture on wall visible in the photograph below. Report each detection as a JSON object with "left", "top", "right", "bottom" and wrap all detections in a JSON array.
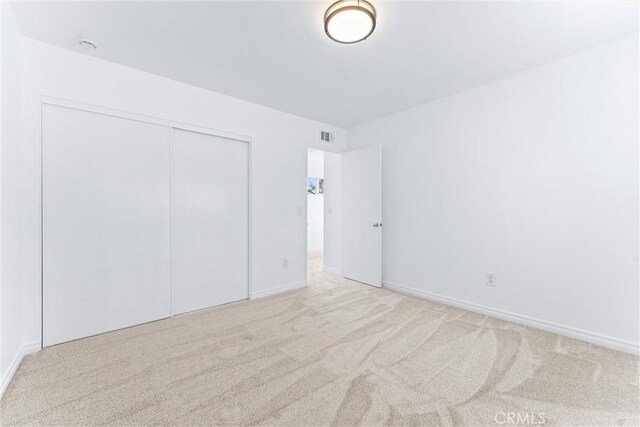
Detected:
[{"left": 307, "top": 177, "right": 318, "bottom": 194}]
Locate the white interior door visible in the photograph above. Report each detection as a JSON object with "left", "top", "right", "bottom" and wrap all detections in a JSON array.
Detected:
[
  {"left": 343, "top": 145, "right": 382, "bottom": 287},
  {"left": 43, "top": 105, "right": 172, "bottom": 347},
  {"left": 171, "top": 128, "right": 249, "bottom": 315}
]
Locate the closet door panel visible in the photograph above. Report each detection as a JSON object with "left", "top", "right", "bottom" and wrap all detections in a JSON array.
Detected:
[
  {"left": 172, "top": 129, "right": 249, "bottom": 314},
  {"left": 42, "top": 105, "right": 172, "bottom": 347}
]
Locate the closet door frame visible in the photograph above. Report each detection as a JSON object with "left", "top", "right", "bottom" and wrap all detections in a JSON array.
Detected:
[{"left": 40, "top": 96, "right": 252, "bottom": 346}]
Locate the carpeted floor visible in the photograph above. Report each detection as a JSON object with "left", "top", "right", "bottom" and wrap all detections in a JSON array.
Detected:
[{"left": 1, "top": 264, "right": 639, "bottom": 426}]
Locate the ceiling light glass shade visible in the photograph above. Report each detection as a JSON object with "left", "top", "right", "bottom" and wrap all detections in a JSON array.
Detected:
[{"left": 324, "top": 0, "right": 376, "bottom": 44}]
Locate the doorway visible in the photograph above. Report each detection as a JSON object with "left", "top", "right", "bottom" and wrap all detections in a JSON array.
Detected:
[
  {"left": 306, "top": 148, "right": 344, "bottom": 279},
  {"left": 307, "top": 149, "right": 325, "bottom": 275}
]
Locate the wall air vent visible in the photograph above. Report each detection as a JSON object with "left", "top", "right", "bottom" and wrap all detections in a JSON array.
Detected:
[{"left": 320, "top": 131, "right": 334, "bottom": 143}]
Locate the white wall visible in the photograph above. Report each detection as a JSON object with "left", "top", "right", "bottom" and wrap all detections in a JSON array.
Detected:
[
  {"left": 307, "top": 150, "right": 324, "bottom": 254},
  {"left": 11, "top": 37, "right": 345, "bottom": 354},
  {"left": 1, "top": 1, "right": 4, "bottom": 392},
  {"left": 323, "top": 152, "right": 343, "bottom": 274},
  {"left": 1, "top": 2, "right": 28, "bottom": 395},
  {"left": 348, "top": 35, "right": 639, "bottom": 353}
]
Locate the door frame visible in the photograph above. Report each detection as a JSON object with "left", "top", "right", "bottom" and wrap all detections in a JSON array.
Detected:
[{"left": 40, "top": 96, "right": 253, "bottom": 347}]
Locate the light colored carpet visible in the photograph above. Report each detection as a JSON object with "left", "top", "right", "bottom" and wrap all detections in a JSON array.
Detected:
[
  {"left": 1, "top": 268, "right": 639, "bottom": 426},
  {"left": 307, "top": 253, "right": 323, "bottom": 274}
]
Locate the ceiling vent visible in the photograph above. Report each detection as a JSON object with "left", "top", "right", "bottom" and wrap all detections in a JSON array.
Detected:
[{"left": 320, "top": 131, "right": 334, "bottom": 143}]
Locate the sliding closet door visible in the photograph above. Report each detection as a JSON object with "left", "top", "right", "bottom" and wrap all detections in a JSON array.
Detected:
[
  {"left": 171, "top": 129, "right": 249, "bottom": 315},
  {"left": 42, "top": 105, "right": 172, "bottom": 347}
]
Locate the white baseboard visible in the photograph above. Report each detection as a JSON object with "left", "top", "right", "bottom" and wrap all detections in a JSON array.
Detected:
[
  {"left": 323, "top": 266, "right": 341, "bottom": 275},
  {"left": 383, "top": 281, "right": 640, "bottom": 355},
  {"left": 250, "top": 281, "right": 306, "bottom": 299},
  {"left": 1, "top": 341, "right": 41, "bottom": 398}
]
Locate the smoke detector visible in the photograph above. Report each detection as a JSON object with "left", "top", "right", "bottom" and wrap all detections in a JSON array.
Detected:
[{"left": 78, "top": 36, "right": 98, "bottom": 50}]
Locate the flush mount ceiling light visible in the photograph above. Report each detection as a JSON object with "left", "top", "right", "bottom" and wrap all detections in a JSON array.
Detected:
[{"left": 324, "top": 0, "right": 376, "bottom": 44}]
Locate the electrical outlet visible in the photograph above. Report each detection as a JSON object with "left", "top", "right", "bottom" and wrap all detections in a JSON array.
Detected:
[
  {"left": 282, "top": 259, "right": 289, "bottom": 269},
  {"left": 485, "top": 272, "right": 497, "bottom": 287}
]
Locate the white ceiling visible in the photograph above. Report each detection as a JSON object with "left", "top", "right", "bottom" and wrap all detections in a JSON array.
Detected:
[{"left": 11, "top": 1, "right": 639, "bottom": 128}]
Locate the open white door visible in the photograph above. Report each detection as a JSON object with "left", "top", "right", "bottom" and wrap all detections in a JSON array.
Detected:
[{"left": 343, "top": 145, "right": 382, "bottom": 287}]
